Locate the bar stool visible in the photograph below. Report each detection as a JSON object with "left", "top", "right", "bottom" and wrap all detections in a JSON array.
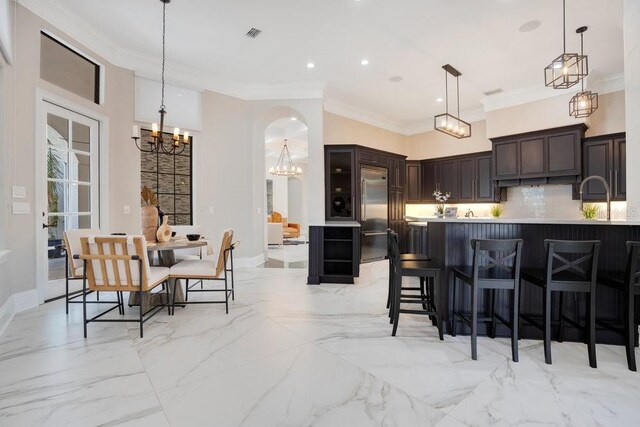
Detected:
[
  {"left": 386, "top": 252, "right": 431, "bottom": 310},
  {"left": 451, "top": 239, "right": 524, "bottom": 361},
  {"left": 388, "top": 231, "right": 444, "bottom": 340},
  {"left": 521, "top": 240, "right": 600, "bottom": 368},
  {"left": 597, "top": 241, "right": 640, "bottom": 371}
]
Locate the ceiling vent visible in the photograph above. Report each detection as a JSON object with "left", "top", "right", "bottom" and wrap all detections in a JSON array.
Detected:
[
  {"left": 483, "top": 88, "right": 503, "bottom": 96},
  {"left": 246, "top": 28, "right": 262, "bottom": 39}
]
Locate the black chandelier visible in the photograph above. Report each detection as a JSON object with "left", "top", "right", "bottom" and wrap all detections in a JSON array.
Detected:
[
  {"left": 434, "top": 64, "right": 471, "bottom": 139},
  {"left": 544, "top": 0, "right": 588, "bottom": 89},
  {"left": 132, "top": 0, "right": 190, "bottom": 155},
  {"left": 569, "top": 26, "right": 598, "bottom": 118}
]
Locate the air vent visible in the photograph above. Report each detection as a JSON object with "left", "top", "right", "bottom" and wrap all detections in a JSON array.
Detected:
[
  {"left": 246, "top": 28, "right": 262, "bottom": 39},
  {"left": 483, "top": 88, "right": 503, "bottom": 96}
]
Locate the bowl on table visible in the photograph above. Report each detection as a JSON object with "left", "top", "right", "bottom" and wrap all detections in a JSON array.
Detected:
[
  {"left": 171, "top": 231, "right": 177, "bottom": 237},
  {"left": 186, "top": 234, "right": 201, "bottom": 241}
]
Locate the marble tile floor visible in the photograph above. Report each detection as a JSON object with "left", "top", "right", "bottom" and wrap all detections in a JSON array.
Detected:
[
  {"left": 264, "top": 242, "right": 308, "bottom": 269},
  {"left": 0, "top": 261, "right": 638, "bottom": 426}
]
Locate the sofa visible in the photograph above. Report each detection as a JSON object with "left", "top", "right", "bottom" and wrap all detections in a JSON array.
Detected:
[{"left": 267, "top": 211, "right": 300, "bottom": 239}]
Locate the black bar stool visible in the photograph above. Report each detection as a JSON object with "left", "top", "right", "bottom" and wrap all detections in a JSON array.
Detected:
[
  {"left": 521, "top": 239, "right": 600, "bottom": 368},
  {"left": 386, "top": 252, "right": 431, "bottom": 310},
  {"left": 597, "top": 241, "right": 640, "bottom": 371},
  {"left": 451, "top": 239, "right": 524, "bottom": 361},
  {"left": 388, "top": 231, "right": 444, "bottom": 340}
]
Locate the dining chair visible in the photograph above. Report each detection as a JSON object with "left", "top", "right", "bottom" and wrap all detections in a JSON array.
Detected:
[
  {"left": 597, "top": 241, "right": 640, "bottom": 371},
  {"left": 520, "top": 239, "right": 601, "bottom": 368},
  {"left": 169, "top": 229, "right": 237, "bottom": 314},
  {"left": 77, "top": 235, "right": 171, "bottom": 338},
  {"left": 62, "top": 229, "right": 124, "bottom": 314}
]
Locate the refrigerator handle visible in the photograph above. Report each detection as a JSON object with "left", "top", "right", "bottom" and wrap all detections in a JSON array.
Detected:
[{"left": 361, "top": 179, "right": 366, "bottom": 221}]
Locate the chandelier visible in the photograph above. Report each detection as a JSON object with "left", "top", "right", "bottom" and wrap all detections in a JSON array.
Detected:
[
  {"left": 269, "top": 140, "right": 302, "bottom": 176},
  {"left": 132, "top": 0, "right": 190, "bottom": 155},
  {"left": 569, "top": 27, "right": 598, "bottom": 118},
  {"left": 544, "top": 0, "right": 588, "bottom": 89},
  {"left": 434, "top": 64, "right": 471, "bottom": 139}
]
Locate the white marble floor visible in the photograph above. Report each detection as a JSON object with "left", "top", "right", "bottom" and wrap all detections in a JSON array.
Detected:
[{"left": 1, "top": 261, "right": 638, "bottom": 426}]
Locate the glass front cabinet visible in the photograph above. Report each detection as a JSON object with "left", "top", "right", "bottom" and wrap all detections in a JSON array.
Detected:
[{"left": 325, "top": 148, "right": 355, "bottom": 220}]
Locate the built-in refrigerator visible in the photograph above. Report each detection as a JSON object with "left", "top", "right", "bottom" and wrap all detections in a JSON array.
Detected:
[{"left": 360, "top": 166, "right": 388, "bottom": 262}]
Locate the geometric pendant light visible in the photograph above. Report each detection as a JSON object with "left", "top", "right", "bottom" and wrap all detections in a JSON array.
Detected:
[
  {"left": 544, "top": 0, "right": 588, "bottom": 89},
  {"left": 434, "top": 64, "right": 471, "bottom": 139},
  {"left": 569, "top": 26, "right": 599, "bottom": 118}
]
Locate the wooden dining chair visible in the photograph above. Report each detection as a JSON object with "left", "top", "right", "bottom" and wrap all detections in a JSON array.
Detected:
[
  {"left": 169, "top": 229, "right": 237, "bottom": 314},
  {"left": 62, "top": 229, "right": 126, "bottom": 314},
  {"left": 77, "top": 235, "right": 171, "bottom": 338}
]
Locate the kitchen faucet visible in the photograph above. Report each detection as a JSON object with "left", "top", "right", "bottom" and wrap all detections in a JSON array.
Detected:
[
  {"left": 579, "top": 175, "right": 611, "bottom": 220},
  {"left": 465, "top": 209, "right": 475, "bottom": 218}
]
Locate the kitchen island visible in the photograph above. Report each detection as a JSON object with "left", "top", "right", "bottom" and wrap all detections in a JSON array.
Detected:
[{"left": 424, "top": 217, "right": 640, "bottom": 344}]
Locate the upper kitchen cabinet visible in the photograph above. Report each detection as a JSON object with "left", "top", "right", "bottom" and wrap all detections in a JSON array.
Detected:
[
  {"left": 580, "top": 133, "right": 626, "bottom": 201},
  {"left": 325, "top": 147, "right": 356, "bottom": 220},
  {"left": 408, "top": 151, "right": 503, "bottom": 204},
  {"left": 405, "top": 161, "right": 422, "bottom": 203},
  {"left": 388, "top": 157, "right": 406, "bottom": 190},
  {"left": 491, "top": 124, "right": 587, "bottom": 185}
]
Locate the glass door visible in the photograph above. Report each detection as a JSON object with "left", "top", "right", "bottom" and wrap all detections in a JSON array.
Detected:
[{"left": 42, "top": 103, "right": 99, "bottom": 301}]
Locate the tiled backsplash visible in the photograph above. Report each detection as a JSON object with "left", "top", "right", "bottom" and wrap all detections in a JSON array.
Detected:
[{"left": 406, "top": 185, "right": 628, "bottom": 220}]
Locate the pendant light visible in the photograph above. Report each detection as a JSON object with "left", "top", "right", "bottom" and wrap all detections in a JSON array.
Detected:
[
  {"left": 131, "top": 0, "right": 190, "bottom": 155},
  {"left": 269, "top": 140, "right": 302, "bottom": 176},
  {"left": 544, "top": 0, "right": 588, "bottom": 89},
  {"left": 434, "top": 64, "right": 471, "bottom": 139},
  {"left": 569, "top": 26, "right": 598, "bottom": 118}
]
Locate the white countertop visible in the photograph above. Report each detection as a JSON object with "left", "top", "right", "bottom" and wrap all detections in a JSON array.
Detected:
[
  {"left": 408, "top": 217, "right": 640, "bottom": 226},
  {"left": 310, "top": 221, "right": 361, "bottom": 227}
]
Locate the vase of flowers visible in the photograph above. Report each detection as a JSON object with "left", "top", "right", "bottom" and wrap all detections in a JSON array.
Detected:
[
  {"left": 433, "top": 190, "right": 451, "bottom": 217},
  {"left": 141, "top": 186, "right": 159, "bottom": 242}
]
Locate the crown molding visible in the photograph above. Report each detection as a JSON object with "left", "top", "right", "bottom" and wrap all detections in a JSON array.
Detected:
[
  {"left": 481, "top": 73, "right": 625, "bottom": 112},
  {"left": 323, "top": 98, "right": 408, "bottom": 135}
]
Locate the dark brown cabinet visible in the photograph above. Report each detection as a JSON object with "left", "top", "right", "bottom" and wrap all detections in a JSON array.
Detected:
[
  {"left": 325, "top": 145, "right": 407, "bottom": 249},
  {"left": 405, "top": 161, "right": 422, "bottom": 203},
  {"left": 407, "top": 151, "right": 502, "bottom": 204},
  {"left": 325, "top": 148, "right": 356, "bottom": 220},
  {"left": 580, "top": 133, "right": 626, "bottom": 201},
  {"left": 420, "top": 160, "right": 440, "bottom": 201},
  {"left": 492, "top": 124, "right": 586, "bottom": 185},
  {"left": 406, "top": 224, "right": 428, "bottom": 255}
]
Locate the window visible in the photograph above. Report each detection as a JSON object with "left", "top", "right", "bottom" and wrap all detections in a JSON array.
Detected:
[
  {"left": 140, "top": 129, "right": 193, "bottom": 225},
  {"left": 40, "top": 32, "right": 101, "bottom": 104}
]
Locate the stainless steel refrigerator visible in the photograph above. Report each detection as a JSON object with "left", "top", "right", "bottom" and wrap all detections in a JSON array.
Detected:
[{"left": 360, "top": 166, "right": 388, "bottom": 262}]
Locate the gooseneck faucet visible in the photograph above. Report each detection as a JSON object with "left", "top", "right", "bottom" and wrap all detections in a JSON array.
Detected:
[
  {"left": 465, "top": 209, "right": 475, "bottom": 218},
  {"left": 579, "top": 175, "right": 611, "bottom": 220}
]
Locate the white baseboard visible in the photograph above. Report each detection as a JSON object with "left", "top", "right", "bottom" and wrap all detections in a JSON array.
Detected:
[
  {"left": 0, "top": 289, "right": 40, "bottom": 338},
  {"left": 234, "top": 253, "right": 266, "bottom": 269}
]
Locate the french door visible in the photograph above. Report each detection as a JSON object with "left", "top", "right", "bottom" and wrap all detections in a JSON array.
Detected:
[{"left": 40, "top": 102, "right": 100, "bottom": 301}]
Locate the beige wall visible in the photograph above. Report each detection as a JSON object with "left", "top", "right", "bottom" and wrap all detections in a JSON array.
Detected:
[
  {"left": 407, "top": 120, "right": 491, "bottom": 160},
  {"left": 323, "top": 111, "right": 409, "bottom": 156},
  {"left": 486, "top": 91, "right": 625, "bottom": 139},
  {"left": 3, "top": 4, "right": 137, "bottom": 305}
]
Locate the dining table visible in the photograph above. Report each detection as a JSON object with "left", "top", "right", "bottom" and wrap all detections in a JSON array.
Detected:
[{"left": 128, "top": 238, "right": 209, "bottom": 312}]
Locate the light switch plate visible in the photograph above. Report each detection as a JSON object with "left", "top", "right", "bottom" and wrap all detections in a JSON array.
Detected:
[
  {"left": 12, "top": 202, "right": 30, "bottom": 215},
  {"left": 123, "top": 205, "right": 131, "bottom": 214},
  {"left": 208, "top": 207, "right": 215, "bottom": 214},
  {"left": 12, "top": 186, "right": 26, "bottom": 199}
]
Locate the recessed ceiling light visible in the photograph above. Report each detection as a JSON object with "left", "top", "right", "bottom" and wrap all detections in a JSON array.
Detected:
[
  {"left": 389, "top": 76, "right": 403, "bottom": 83},
  {"left": 306, "top": 62, "right": 315, "bottom": 69},
  {"left": 436, "top": 98, "right": 443, "bottom": 103},
  {"left": 519, "top": 20, "right": 541, "bottom": 33},
  {"left": 290, "top": 117, "right": 298, "bottom": 121},
  {"left": 361, "top": 59, "right": 369, "bottom": 66}
]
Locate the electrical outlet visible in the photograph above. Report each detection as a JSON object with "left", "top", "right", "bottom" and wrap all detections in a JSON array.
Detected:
[
  {"left": 123, "top": 205, "right": 130, "bottom": 214},
  {"left": 257, "top": 208, "right": 262, "bottom": 214},
  {"left": 209, "top": 207, "right": 215, "bottom": 214}
]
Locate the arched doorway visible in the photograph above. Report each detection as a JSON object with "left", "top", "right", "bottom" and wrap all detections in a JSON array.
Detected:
[{"left": 264, "top": 117, "right": 309, "bottom": 268}]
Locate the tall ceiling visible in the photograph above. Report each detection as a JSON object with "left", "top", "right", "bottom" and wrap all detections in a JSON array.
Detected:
[{"left": 27, "top": 0, "right": 624, "bottom": 132}]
